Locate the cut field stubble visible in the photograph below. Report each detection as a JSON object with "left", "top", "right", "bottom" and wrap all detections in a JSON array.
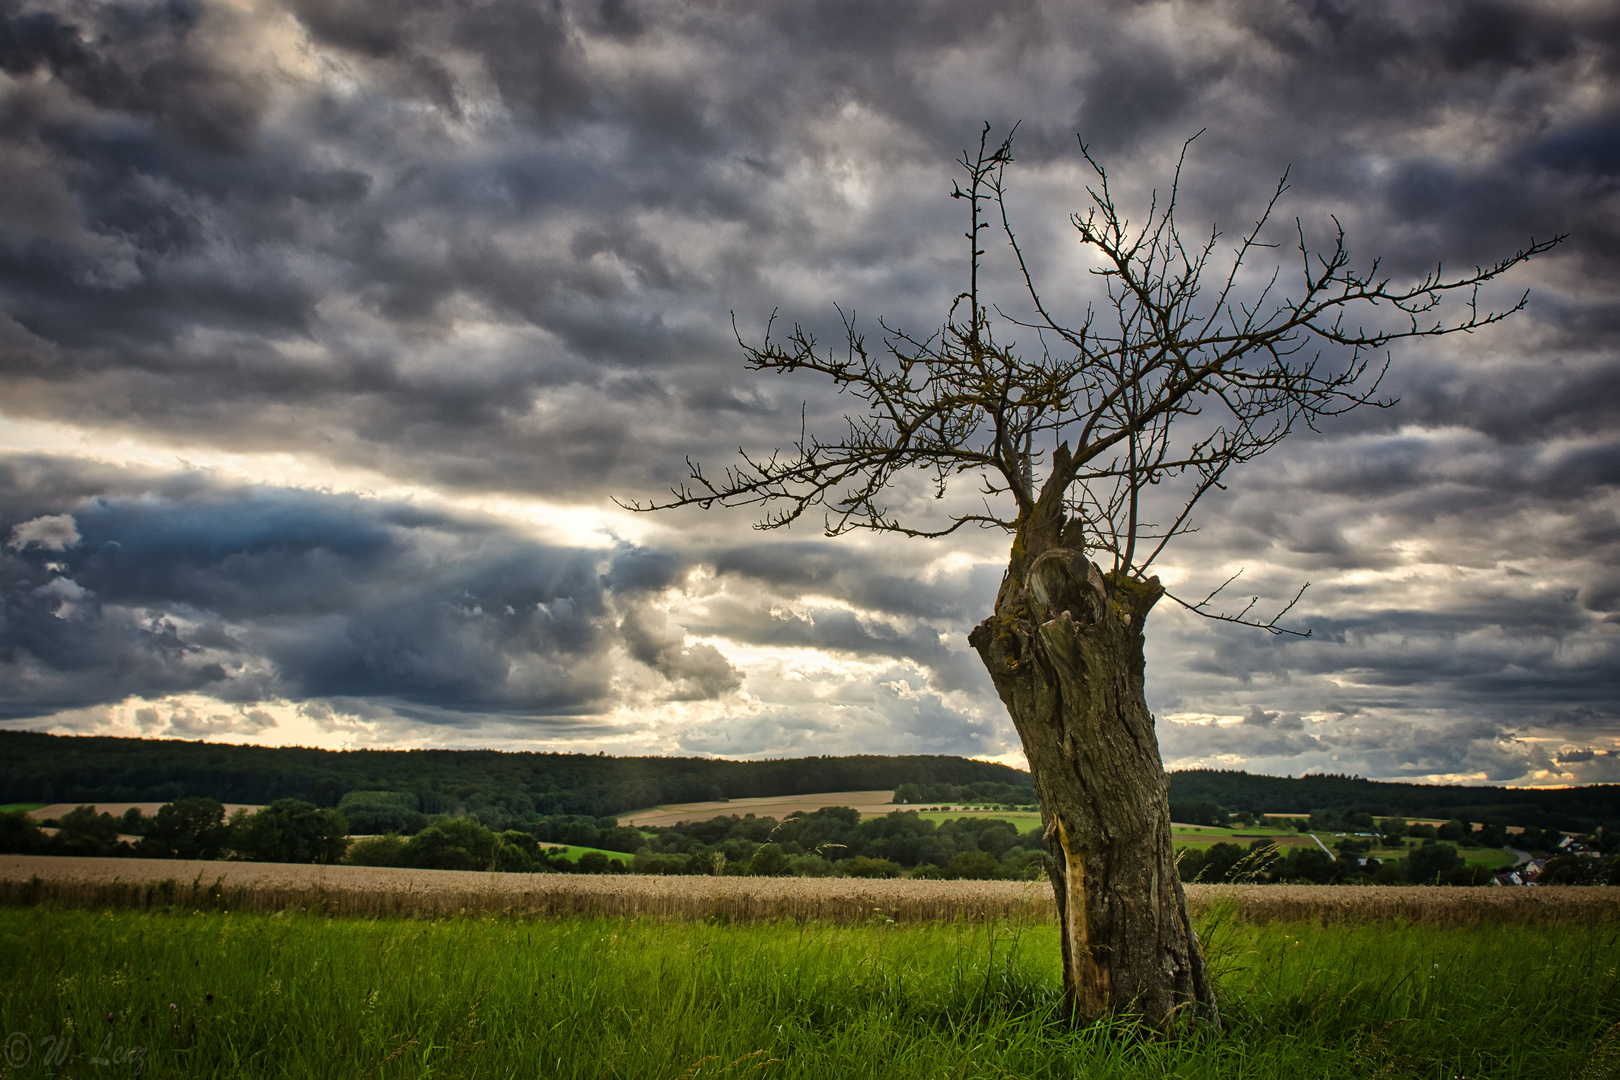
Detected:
[{"left": 2, "top": 855, "right": 1617, "bottom": 925}]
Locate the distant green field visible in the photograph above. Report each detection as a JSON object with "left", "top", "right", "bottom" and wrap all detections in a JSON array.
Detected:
[
  {"left": 1, "top": 905, "right": 1615, "bottom": 1078},
  {"left": 544, "top": 843, "right": 634, "bottom": 864},
  {"left": 1463, "top": 847, "right": 1520, "bottom": 869},
  {"left": 909, "top": 806, "right": 1042, "bottom": 827},
  {"left": 0, "top": 803, "right": 45, "bottom": 814},
  {"left": 1170, "top": 826, "right": 1309, "bottom": 851},
  {"left": 1173, "top": 829, "right": 1523, "bottom": 873},
  {"left": 1171, "top": 824, "right": 1299, "bottom": 838},
  {"left": 1363, "top": 843, "right": 1520, "bottom": 871}
]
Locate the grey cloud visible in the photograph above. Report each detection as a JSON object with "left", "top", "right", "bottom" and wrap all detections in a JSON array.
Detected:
[
  {"left": 618, "top": 601, "right": 741, "bottom": 701},
  {"left": 1154, "top": 707, "right": 1593, "bottom": 786},
  {"left": 0, "top": 457, "right": 1014, "bottom": 744},
  {"left": 150, "top": 702, "right": 278, "bottom": 738},
  {"left": 673, "top": 666, "right": 1010, "bottom": 761},
  {"left": 2, "top": 0, "right": 1613, "bottom": 502},
  {"left": 1242, "top": 706, "right": 1304, "bottom": 732},
  {"left": 682, "top": 592, "right": 946, "bottom": 668},
  {"left": 6, "top": 512, "right": 78, "bottom": 551},
  {"left": 707, "top": 541, "right": 993, "bottom": 622},
  {"left": 0, "top": 459, "right": 657, "bottom": 718},
  {"left": 682, "top": 539, "right": 1006, "bottom": 697},
  {"left": 1, "top": 0, "right": 1617, "bottom": 770},
  {"left": 1069, "top": 23, "right": 1198, "bottom": 153},
  {"left": 1580, "top": 575, "right": 1620, "bottom": 615},
  {"left": 599, "top": 545, "right": 687, "bottom": 594},
  {"left": 1330, "top": 357, "right": 1620, "bottom": 453},
  {"left": 1534, "top": 120, "right": 1620, "bottom": 178},
  {"left": 0, "top": 0, "right": 272, "bottom": 153}
]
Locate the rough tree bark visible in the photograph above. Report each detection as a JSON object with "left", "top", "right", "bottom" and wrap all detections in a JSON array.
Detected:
[{"left": 968, "top": 480, "right": 1217, "bottom": 1031}]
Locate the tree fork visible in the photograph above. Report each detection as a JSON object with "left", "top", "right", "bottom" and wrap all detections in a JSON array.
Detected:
[{"left": 968, "top": 524, "right": 1218, "bottom": 1032}]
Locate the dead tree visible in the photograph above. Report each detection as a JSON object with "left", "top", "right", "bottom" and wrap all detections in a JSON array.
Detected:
[{"left": 626, "top": 128, "right": 1558, "bottom": 1031}]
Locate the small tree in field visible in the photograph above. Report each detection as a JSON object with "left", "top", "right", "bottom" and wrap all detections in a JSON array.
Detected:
[{"left": 628, "top": 128, "right": 1556, "bottom": 1030}]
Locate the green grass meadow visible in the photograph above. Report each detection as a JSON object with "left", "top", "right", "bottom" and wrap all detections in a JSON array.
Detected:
[
  {"left": 1, "top": 904, "right": 1617, "bottom": 1079},
  {"left": 1167, "top": 826, "right": 1308, "bottom": 851},
  {"left": 545, "top": 845, "right": 634, "bottom": 864},
  {"left": 909, "top": 807, "right": 1043, "bottom": 827}
]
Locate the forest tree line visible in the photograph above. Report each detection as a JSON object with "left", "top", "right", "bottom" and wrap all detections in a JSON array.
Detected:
[
  {"left": 1167, "top": 770, "right": 1619, "bottom": 832},
  {"left": 4, "top": 796, "right": 1617, "bottom": 885},
  {"left": 891, "top": 782, "right": 1035, "bottom": 806},
  {"left": 0, "top": 732, "right": 1026, "bottom": 818},
  {"left": 0, "top": 800, "right": 347, "bottom": 864},
  {"left": 3, "top": 731, "right": 1616, "bottom": 834},
  {"left": 0, "top": 799, "right": 1052, "bottom": 880}
]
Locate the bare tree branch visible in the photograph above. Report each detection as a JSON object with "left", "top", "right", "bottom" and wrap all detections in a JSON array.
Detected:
[
  {"left": 1165, "top": 574, "right": 1312, "bottom": 637},
  {"left": 624, "top": 126, "right": 1561, "bottom": 617}
]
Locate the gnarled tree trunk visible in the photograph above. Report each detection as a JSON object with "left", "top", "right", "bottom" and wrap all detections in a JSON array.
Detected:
[{"left": 968, "top": 518, "right": 1219, "bottom": 1032}]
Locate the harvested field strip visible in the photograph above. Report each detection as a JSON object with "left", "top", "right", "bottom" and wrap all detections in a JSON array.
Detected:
[
  {"left": 620, "top": 789, "right": 900, "bottom": 826},
  {"left": 3, "top": 856, "right": 1618, "bottom": 924},
  {"left": 25, "top": 801, "right": 264, "bottom": 820}
]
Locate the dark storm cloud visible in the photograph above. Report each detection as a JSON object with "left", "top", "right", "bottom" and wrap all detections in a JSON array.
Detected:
[
  {"left": 617, "top": 601, "right": 740, "bottom": 701},
  {"left": 708, "top": 541, "right": 991, "bottom": 623},
  {"left": 0, "top": 0, "right": 1075, "bottom": 496},
  {"left": 687, "top": 539, "right": 1004, "bottom": 696},
  {"left": 0, "top": 459, "right": 1005, "bottom": 744},
  {"left": 1143, "top": 415, "right": 1620, "bottom": 782},
  {"left": 673, "top": 682, "right": 1007, "bottom": 761},
  {"left": 0, "top": 457, "right": 739, "bottom": 720},
  {"left": 0, "top": 466, "right": 1028, "bottom": 765},
  {"left": 0, "top": 0, "right": 1617, "bottom": 771},
  {"left": 3, "top": 0, "right": 1615, "bottom": 491},
  {"left": 0, "top": 0, "right": 271, "bottom": 152}
]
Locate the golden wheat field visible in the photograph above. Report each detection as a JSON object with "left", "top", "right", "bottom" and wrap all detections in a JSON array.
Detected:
[{"left": 2, "top": 855, "right": 1618, "bottom": 924}]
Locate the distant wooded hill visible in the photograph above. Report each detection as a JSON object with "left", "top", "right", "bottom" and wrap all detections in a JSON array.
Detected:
[
  {"left": 1, "top": 732, "right": 1613, "bottom": 830},
  {"left": 0, "top": 732, "right": 1027, "bottom": 819},
  {"left": 1167, "top": 769, "right": 1619, "bottom": 831}
]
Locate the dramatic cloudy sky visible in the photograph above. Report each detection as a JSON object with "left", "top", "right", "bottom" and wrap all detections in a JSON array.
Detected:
[{"left": 1, "top": 0, "right": 1617, "bottom": 785}]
